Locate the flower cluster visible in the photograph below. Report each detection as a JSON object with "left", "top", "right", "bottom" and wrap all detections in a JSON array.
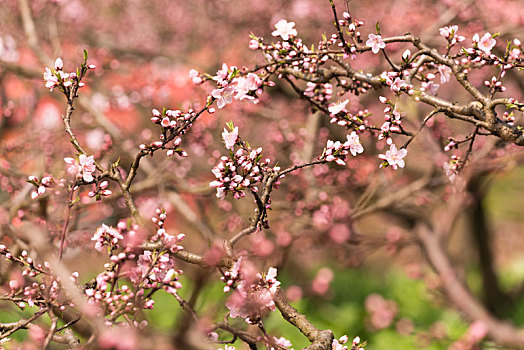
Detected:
[
  {"left": 378, "top": 97, "right": 404, "bottom": 144},
  {"left": 92, "top": 224, "right": 125, "bottom": 252},
  {"left": 380, "top": 71, "right": 412, "bottom": 94},
  {"left": 143, "top": 108, "right": 189, "bottom": 157},
  {"left": 210, "top": 125, "right": 279, "bottom": 199},
  {"left": 64, "top": 154, "right": 96, "bottom": 182},
  {"left": 150, "top": 208, "right": 186, "bottom": 254},
  {"left": 438, "top": 25, "right": 465, "bottom": 45},
  {"left": 27, "top": 175, "right": 54, "bottom": 199},
  {"left": 332, "top": 335, "right": 365, "bottom": 350},
  {"left": 304, "top": 82, "right": 333, "bottom": 103},
  {"left": 225, "top": 263, "right": 281, "bottom": 324},
  {"left": 210, "top": 64, "right": 264, "bottom": 108},
  {"left": 320, "top": 132, "right": 364, "bottom": 166},
  {"left": 0, "top": 245, "right": 70, "bottom": 311},
  {"left": 43, "top": 57, "right": 95, "bottom": 91},
  {"left": 87, "top": 180, "right": 112, "bottom": 201}
]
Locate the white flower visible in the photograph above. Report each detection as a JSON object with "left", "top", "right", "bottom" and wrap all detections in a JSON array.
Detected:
[
  {"left": 222, "top": 126, "right": 239, "bottom": 150},
  {"left": 379, "top": 144, "right": 407, "bottom": 169},
  {"left": 344, "top": 132, "right": 364, "bottom": 156},
  {"left": 212, "top": 86, "right": 236, "bottom": 108},
  {"left": 272, "top": 19, "right": 298, "bottom": 41},
  {"left": 328, "top": 99, "right": 349, "bottom": 115},
  {"left": 478, "top": 32, "right": 496, "bottom": 54},
  {"left": 366, "top": 34, "right": 386, "bottom": 54}
]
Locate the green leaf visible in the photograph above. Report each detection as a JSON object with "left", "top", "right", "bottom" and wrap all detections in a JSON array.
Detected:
[
  {"left": 113, "top": 157, "right": 120, "bottom": 168},
  {"left": 83, "top": 49, "right": 88, "bottom": 61},
  {"left": 375, "top": 21, "right": 381, "bottom": 34}
]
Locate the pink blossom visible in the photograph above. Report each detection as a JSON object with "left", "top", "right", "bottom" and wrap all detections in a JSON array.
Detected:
[
  {"left": 212, "top": 86, "right": 236, "bottom": 108},
  {"left": 478, "top": 32, "right": 496, "bottom": 54},
  {"left": 366, "top": 33, "right": 386, "bottom": 54},
  {"left": 328, "top": 99, "right": 349, "bottom": 115},
  {"left": 345, "top": 131, "right": 364, "bottom": 156},
  {"left": 234, "top": 73, "right": 262, "bottom": 100},
  {"left": 390, "top": 77, "right": 406, "bottom": 92},
  {"left": 271, "top": 337, "right": 293, "bottom": 349},
  {"left": 379, "top": 144, "right": 407, "bottom": 169},
  {"left": 222, "top": 126, "right": 239, "bottom": 150},
  {"left": 332, "top": 335, "right": 349, "bottom": 350},
  {"left": 54, "top": 57, "right": 63, "bottom": 70},
  {"left": 438, "top": 65, "right": 452, "bottom": 84},
  {"left": 188, "top": 69, "right": 202, "bottom": 84},
  {"left": 92, "top": 224, "right": 124, "bottom": 251},
  {"left": 272, "top": 19, "right": 297, "bottom": 41},
  {"left": 64, "top": 154, "right": 96, "bottom": 182},
  {"left": 214, "top": 62, "right": 230, "bottom": 83},
  {"left": 439, "top": 25, "right": 465, "bottom": 44},
  {"left": 79, "top": 154, "right": 96, "bottom": 182},
  {"left": 43, "top": 67, "right": 59, "bottom": 90},
  {"left": 439, "top": 25, "right": 457, "bottom": 39},
  {"left": 248, "top": 39, "right": 259, "bottom": 50}
]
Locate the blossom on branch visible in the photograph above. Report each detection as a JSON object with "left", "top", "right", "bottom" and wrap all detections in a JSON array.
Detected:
[
  {"left": 366, "top": 33, "right": 385, "bottom": 54},
  {"left": 211, "top": 85, "right": 236, "bottom": 108},
  {"left": 476, "top": 32, "right": 496, "bottom": 54},
  {"left": 379, "top": 144, "right": 407, "bottom": 169},
  {"left": 64, "top": 154, "right": 96, "bottom": 182},
  {"left": 222, "top": 126, "right": 239, "bottom": 150},
  {"left": 328, "top": 99, "right": 349, "bottom": 116},
  {"left": 272, "top": 19, "right": 297, "bottom": 41}
]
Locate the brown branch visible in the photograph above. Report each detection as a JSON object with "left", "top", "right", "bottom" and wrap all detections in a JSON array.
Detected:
[{"left": 416, "top": 223, "right": 524, "bottom": 347}]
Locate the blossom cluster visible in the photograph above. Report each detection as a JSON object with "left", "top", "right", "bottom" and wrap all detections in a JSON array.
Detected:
[
  {"left": 85, "top": 211, "right": 185, "bottom": 325},
  {"left": 0, "top": 245, "right": 72, "bottom": 311},
  {"left": 64, "top": 154, "right": 96, "bottom": 182},
  {"left": 378, "top": 144, "right": 408, "bottom": 170},
  {"left": 320, "top": 131, "right": 364, "bottom": 166},
  {"left": 328, "top": 99, "right": 371, "bottom": 130},
  {"left": 42, "top": 57, "right": 95, "bottom": 91},
  {"left": 224, "top": 259, "right": 281, "bottom": 324},
  {"left": 210, "top": 125, "right": 280, "bottom": 199},
  {"left": 27, "top": 175, "right": 55, "bottom": 199},
  {"left": 145, "top": 108, "right": 189, "bottom": 157},
  {"left": 377, "top": 97, "right": 404, "bottom": 145}
]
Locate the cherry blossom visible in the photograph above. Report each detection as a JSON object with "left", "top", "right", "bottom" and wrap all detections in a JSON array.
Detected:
[
  {"left": 379, "top": 144, "right": 407, "bottom": 169},
  {"left": 234, "top": 73, "right": 262, "bottom": 101},
  {"left": 64, "top": 154, "right": 96, "bottom": 182},
  {"left": 91, "top": 224, "right": 124, "bottom": 251},
  {"left": 438, "top": 65, "right": 452, "bottom": 84},
  {"left": 366, "top": 33, "right": 386, "bottom": 54},
  {"left": 188, "top": 69, "right": 202, "bottom": 84},
  {"left": 225, "top": 265, "right": 281, "bottom": 324},
  {"left": 272, "top": 19, "right": 297, "bottom": 41},
  {"left": 346, "top": 131, "right": 364, "bottom": 156},
  {"left": 222, "top": 126, "right": 239, "bottom": 150},
  {"left": 271, "top": 337, "right": 293, "bottom": 349},
  {"left": 211, "top": 86, "right": 236, "bottom": 108},
  {"left": 477, "top": 32, "right": 496, "bottom": 54},
  {"left": 328, "top": 99, "right": 349, "bottom": 115}
]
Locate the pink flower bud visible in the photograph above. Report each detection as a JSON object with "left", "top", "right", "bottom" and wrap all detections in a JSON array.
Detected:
[{"left": 249, "top": 39, "right": 259, "bottom": 50}]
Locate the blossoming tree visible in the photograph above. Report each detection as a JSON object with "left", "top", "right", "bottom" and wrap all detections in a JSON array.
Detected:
[{"left": 1, "top": 0, "right": 524, "bottom": 349}]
